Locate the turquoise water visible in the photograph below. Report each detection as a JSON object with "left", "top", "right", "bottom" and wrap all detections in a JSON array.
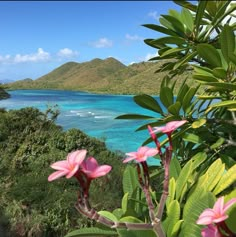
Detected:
[{"left": 0, "top": 90, "right": 162, "bottom": 165}]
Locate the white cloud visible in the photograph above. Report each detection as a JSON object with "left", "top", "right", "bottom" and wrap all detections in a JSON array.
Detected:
[
  {"left": 148, "top": 11, "right": 159, "bottom": 20},
  {"left": 0, "top": 55, "right": 11, "bottom": 64},
  {"left": 90, "top": 37, "right": 113, "bottom": 48},
  {"left": 14, "top": 48, "right": 50, "bottom": 63},
  {"left": 125, "top": 34, "right": 143, "bottom": 41},
  {"left": 144, "top": 52, "right": 159, "bottom": 61},
  {"left": 57, "top": 48, "right": 79, "bottom": 58}
]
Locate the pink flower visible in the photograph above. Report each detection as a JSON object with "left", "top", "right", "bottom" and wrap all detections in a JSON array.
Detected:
[
  {"left": 201, "top": 225, "right": 221, "bottom": 237},
  {"left": 123, "top": 146, "right": 159, "bottom": 163},
  {"left": 197, "top": 197, "right": 236, "bottom": 225},
  {"left": 48, "top": 150, "right": 87, "bottom": 182},
  {"left": 151, "top": 120, "right": 187, "bottom": 136},
  {"left": 80, "top": 157, "right": 112, "bottom": 179}
]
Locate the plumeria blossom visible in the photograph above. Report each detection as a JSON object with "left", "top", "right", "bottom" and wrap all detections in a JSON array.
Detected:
[
  {"left": 197, "top": 196, "right": 236, "bottom": 225},
  {"left": 123, "top": 146, "right": 159, "bottom": 163},
  {"left": 151, "top": 120, "right": 187, "bottom": 136},
  {"left": 48, "top": 149, "right": 87, "bottom": 182},
  {"left": 201, "top": 224, "right": 221, "bottom": 237},
  {"left": 80, "top": 157, "right": 112, "bottom": 179}
]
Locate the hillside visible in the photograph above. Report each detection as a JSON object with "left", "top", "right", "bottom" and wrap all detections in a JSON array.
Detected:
[
  {"left": 0, "top": 87, "right": 10, "bottom": 100},
  {"left": 6, "top": 57, "right": 192, "bottom": 95}
]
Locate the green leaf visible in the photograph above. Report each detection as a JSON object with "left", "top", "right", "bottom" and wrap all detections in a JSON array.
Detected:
[
  {"left": 183, "top": 133, "right": 202, "bottom": 144},
  {"left": 176, "top": 160, "right": 193, "bottom": 200},
  {"left": 112, "top": 208, "right": 124, "bottom": 220},
  {"left": 168, "top": 101, "right": 181, "bottom": 116},
  {"left": 210, "top": 137, "right": 225, "bottom": 150},
  {"left": 65, "top": 227, "right": 118, "bottom": 237},
  {"left": 166, "top": 200, "right": 181, "bottom": 237},
  {"left": 151, "top": 36, "right": 186, "bottom": 45},
  {"left": 182, "top": 87, "right": 197, "bottom": 113},
  {"left": 229, "top": 53, "right": 236, "bottom": 66},
  {"left": 119, "top": 216, "right": 143, "bottom": 223},
  {"left": 194, "top": 1, "right": 207, "bottom": 36},
  {"left": 193, "top": 65, "right": 213, "bottom": 75},
  {"left": 181, "top": 8, "right": 194, "bottom": 32},
  {"left": 171, "top": 220, "right": 183, "bottom": 237},
  {"left": 210, "top": 100, "right": 236, "bottom": 108},
  {"left": 220, "top": 24, "right": 235, "bottom": 63},
  {"left": 203, "top": 159, "right": 225, "bottom": 192},
  {"left": 206, "top": 82, "right": 236, "bottom": 91},
  {"left": 133, "top": 94, "right": 163, "bottom": 114},
  {"left": 191, "top": 152, "right": 208, "bottom": 171},
  {"left": 173, "top": 0, "right": 197, "bottom": 13},
  {"left": 176, "top": 82, "right": 189, "bottom": 103},
  {"left": 212, "top": 67, "right": 227, "bottom": 79},
  {"left": 160, "top": 47, "right": 185, "bottom": 58},
  {"left": 160, "top": 87, "right": 174, "bottom": 108},
  {"left": 197, "top": 95, "right": 221, "bottom": 100},
  {"left": 193, "top": 74, "right": 219, "bottom": 83},
  {"left": 225, "top": 190, "right": 236, "bottom": 232},
  {"left": 181, "top": 188, "right": 215, "bottom": 237},
  {"left": 98, "top": 211, "right": 118, "bottom": 222},
  {"left": 173, "top": 51, "right": 198, "bottom": 70},
  {"left": 115, "top": 114, "right": 155, "bottom": 120},
  {"left": 170, "top": 157, "right": 181, "bottom": 180},
  {"left": 197, "top": 44, "right": 222, "bottom": 67},
  {"left": 122, "top": 166, "right": 139, "bottom": 198},
  {"left": 166, "top": 178, "right": 176, "bottom": 207},
  {"left": 121, "top": 193, "right": 129, "bottom": 214},
  {"left": 117, "top": 228, "right": 156, "bottom": 237},
  {"left": 192, "top": 118, "right": 206, "bottom": 128},
  {"left": 214, "top": 164, "right": 236, "bottom": 195},
  {"left": 160, "top": 15, "right": 185, "bottom": 35},
  {"left": 142, "top": 24, "right": 179, "bottom": 37}
]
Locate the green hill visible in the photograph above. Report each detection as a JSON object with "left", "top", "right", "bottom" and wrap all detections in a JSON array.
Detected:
[
  {"left": 0, "top": 87, "right": 10, "bottom": 100},
  {"left": 6, "top": 57, "right": 192, "bottom": 95}
]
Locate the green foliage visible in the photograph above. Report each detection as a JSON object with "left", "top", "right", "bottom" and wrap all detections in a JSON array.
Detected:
[
  {"left": 113, "top": 1, "right": 236, "bottom": 236},
  {"left": 0, "top": 107, "right": 124, "bottom": 236}
]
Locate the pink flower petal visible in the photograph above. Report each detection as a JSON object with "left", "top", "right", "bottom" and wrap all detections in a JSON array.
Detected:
[
  {"left": 213, "top": 196, "right": 224, "bottom": 215},
  {"left": 123, "top": 156, "right": 136, "bottom": 163},
  {"left": 66, "top": 164, "right": 80, "bottom": 179},
  {"left": 81, "top": 157, "right": 98, "bottom": 172},
  {"left": 68, "top": 149, "right": 87, "bottom": 166},
  {"left": 201, "top": 224, "right": 221, "bottom": 237},
  {"left": 89, "top": 165, "right": 112, "bottom": 178},
  {"left": 48, "top": 170, "right": 68, "bottom": 182},
  {"left": 165, "top": 120, "right": 187, "bottom": 132},
  {"left": 137, "top": 155, "right": 148, "bottom": 162},
  {"left": 196, "top": 209, "right": 216, "bottom": 225},
  {"left": 152, "top": 120, "right": 187, "bottom": 135},
  {"left": 137, "top": 146, "right": 150, "bottom": 154},
  {"left": 223, "top": 198, "right": 236, "bottom": 213},
  {"left": 145, "top": 148, "right": 158, "bottom": 157},
  {"left": 152, "top": 126, "right": 165, "bottom": 133},
  {"left": 125, "top": 152, "right": 138, "bottom": 158},
  {"left": 213, "top": 215, "right": 228, "bottom": 223},
  {"left": 50, "top": 160, "right": 69, "bottom": 171}
]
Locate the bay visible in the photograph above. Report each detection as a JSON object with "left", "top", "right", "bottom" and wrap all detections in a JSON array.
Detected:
[{"left": 0, "top": 90, "right": 162, "bottom": 165}]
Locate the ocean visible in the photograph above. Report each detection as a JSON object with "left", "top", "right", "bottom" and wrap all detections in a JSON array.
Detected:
[{"left": 0, "top": 90, "right": 162, "bottom": 165}]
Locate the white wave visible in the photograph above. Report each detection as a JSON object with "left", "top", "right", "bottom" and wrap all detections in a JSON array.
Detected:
[{"left": 94, "top": 115, "right": 112, "bottom": 119}]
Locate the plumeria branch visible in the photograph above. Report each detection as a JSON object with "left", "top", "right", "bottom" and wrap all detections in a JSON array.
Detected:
[{"left": 75, "top": 192, "right": 154, "bottom": 231}]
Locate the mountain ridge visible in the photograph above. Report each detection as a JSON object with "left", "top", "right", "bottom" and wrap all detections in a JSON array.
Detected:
[{"left": 6, "top": 57, "right": 191, "bottom": 95}]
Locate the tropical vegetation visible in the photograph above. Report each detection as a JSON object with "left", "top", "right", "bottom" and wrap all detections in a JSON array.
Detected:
[
  {"left": 0, "top": 107, "right": 124, "bottom": 236},
  {"left": 1, "top": 1, "right": 236, "bottom": 237},
  {"left": 48, "top": 1, "right": 235, "bottom": 237}
]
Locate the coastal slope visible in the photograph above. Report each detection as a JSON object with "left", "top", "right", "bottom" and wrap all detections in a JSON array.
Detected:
[{"left": 6, "top": 57, "right": 191, "bottom": 95}]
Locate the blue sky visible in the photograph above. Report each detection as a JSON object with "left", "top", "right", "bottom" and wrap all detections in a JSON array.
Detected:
[{"left": 0, "top": 1, "right": 181, "bottom": 81}]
